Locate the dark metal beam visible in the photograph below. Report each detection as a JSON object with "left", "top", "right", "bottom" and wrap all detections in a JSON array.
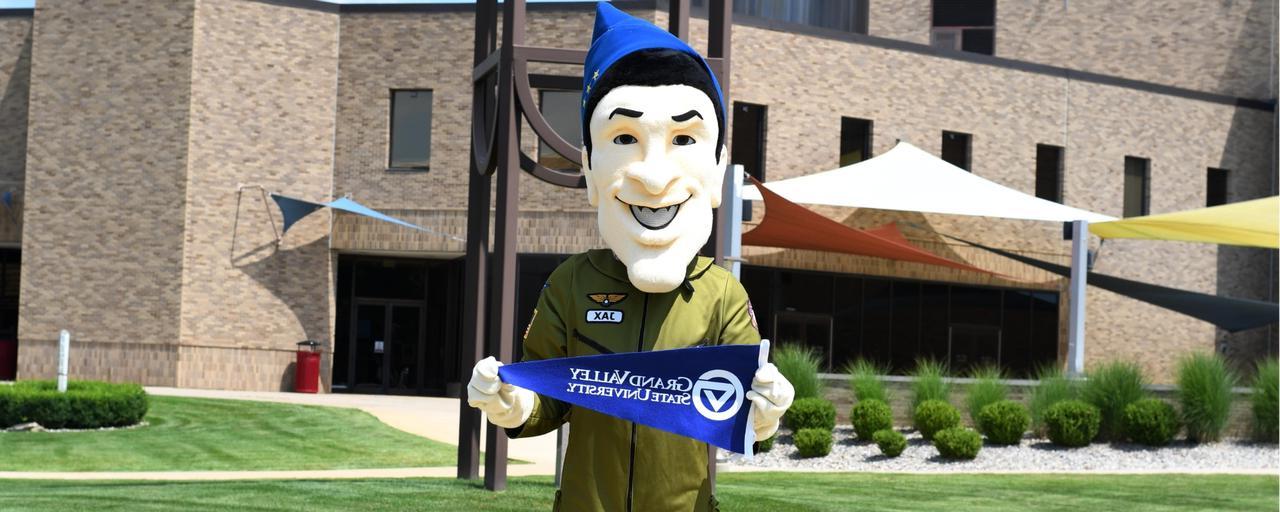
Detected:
[
  {"left": 668, "top": 0, "right": 690, "bottom": 39},
  {"left": 458, "top": 0, "right": 498, "bottom": 482}
]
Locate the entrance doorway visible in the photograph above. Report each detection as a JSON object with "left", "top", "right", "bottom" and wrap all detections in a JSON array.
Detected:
[{"left": 333, "top": 256, "right": 462, "bottom": 396}]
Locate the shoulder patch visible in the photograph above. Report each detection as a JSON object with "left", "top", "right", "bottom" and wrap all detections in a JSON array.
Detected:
[{"left": 747, "top": 301, "right": 758, "bottom": 331}]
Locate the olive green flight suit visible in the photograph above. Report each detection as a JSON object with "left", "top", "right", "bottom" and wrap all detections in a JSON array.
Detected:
[{"left": 510, "top": 249, "right": 761, "bottom": 512}]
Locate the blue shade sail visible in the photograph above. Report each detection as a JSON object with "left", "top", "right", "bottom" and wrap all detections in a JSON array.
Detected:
[{"left": 269, "top": 193, "right": 462, "bottom": 242}]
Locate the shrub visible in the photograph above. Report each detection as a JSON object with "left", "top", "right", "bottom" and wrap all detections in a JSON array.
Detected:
[
  {"left": 755, "top": 435, "right": 776, "bottom": 453},
  {"left": 964, "top": 365, "right": 1008, "bottom": 425},
  {"left": 850, "top": 399, "right": 893, "bottom": 441},
  {"left": 1122, "top": 398, "right": 1180, "bottom": 446},
  {"left": 1044, "top": 399, "right": 1101, "bottom": 447},
  {"left": 845, "top": 358, "right": 889, "bottom": 404},
  {"left": 873, "top": 429, "right": 907, "bottom": 457},
  {"left": 1176, "top": 353, "right": 1236, "bottom": 443},
  {"left": 0, "top": 380, "right": 148, "bottom": 429},
  {"left": 785, "top": 397, "right": 836, "bottom": 431},
  {"left": 977, "top": 400, "right": 1029, "bottom": 445},
  {"left": 913, "top": 399, "right": 961, "bottom": 441},
  {"left": 911, "top": 359, "right": 951, "bottom": 411},
  {"left": 774, "top": 344, "right": 823, "bottom": 400},
  {"left": 933, "top": 427, "right": 982, "bottom": 460},
  {"left": 1081, "top": 361, "right": 1147, "bottom": 441},
  {"left": 1251, "top": 358, "right": 1279, "bottom": 443},
  {"left": 793, "top": 428, "right": 833, "bottom": 458},
  {"left": 1029, "top": 365, "right": 1077, "bottom": 435}
]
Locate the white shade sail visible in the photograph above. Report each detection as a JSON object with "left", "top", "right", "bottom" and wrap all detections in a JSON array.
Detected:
[{"left": 741, "top": 141, "right": 1115, "bottom": 223}]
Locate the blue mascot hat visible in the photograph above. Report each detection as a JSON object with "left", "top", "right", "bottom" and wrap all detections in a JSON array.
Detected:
[{"left": 581, "top": 2, "right": 725, "bottom": 138}]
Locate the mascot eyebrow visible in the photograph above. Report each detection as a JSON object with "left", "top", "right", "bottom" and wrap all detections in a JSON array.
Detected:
[
  {"left": 609, "top": 107, "right": 644, "bottom": 119},
  {"left": 671, "top": 110, "right": 702, "bottom": 122}
]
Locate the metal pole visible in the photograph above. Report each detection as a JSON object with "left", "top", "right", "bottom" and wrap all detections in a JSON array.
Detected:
[
  {"left": 719, "top": 165, "right": 744, "bottom": 277},
  {"left": 554, "top": 424, "right": 570, "bottom": 487},
  {"left": 57, "top": 330, "right": 69, "bottom": 392},
  {"left": 1066, "top": 220, "right": 1088, "bottom": 376}
]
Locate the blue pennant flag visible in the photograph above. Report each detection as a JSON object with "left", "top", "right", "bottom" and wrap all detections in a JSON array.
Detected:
[{"left": 499, "top": 340, "right": 769, "bottom": 456}]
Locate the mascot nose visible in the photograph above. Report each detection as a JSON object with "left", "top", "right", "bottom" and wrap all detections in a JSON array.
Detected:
[{"left": 626, "top": 152, "right": 677, "bottom": 195}]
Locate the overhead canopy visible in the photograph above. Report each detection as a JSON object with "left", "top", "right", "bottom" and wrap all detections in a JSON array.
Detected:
[
  {"left": 951, "top": 235, "right": 1278, "bottom": 332},
  {"left": 742, "top": 177, "right": 1000, "bottom": 276},
  {"left": 742, "top": 141, "right": 1114, "bottom": 223},
  {"left": 1090, "top": 196, "right": 1279, "bottom": 248},
  {"left": 270, "top": 193, "right": 463, "bottom": 241}
]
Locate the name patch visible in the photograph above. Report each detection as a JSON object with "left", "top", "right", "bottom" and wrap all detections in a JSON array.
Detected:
[{"left": 586, "top": 309, "right": 623, "bottom": 323}]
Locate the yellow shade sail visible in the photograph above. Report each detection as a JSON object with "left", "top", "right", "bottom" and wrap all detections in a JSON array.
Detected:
[{"left": 1090, "top": 196, "right": 1279, "bottom": 248}]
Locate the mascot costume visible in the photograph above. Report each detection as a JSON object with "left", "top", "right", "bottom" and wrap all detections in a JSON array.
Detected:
[{"left": 467, "top": 3, "right": 795, "bottom": 511}]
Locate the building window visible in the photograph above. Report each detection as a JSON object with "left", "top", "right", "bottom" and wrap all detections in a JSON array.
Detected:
[
  {"left": 693, "top": 0, "right": 868, "bottom": 34},
  {"left": 931, "top": 0, "right": 995, "bottom": 55},
  {"left": 389, "top": 90, "right": 432, "bottom": 170},
  {"left": 840, "top": 117, "right": 873, "bottom": 167},
  {"left": 1206, "top": 168, "right": 1229, "bottom": 207},
  {"left": 941, "top": 131, "right": 971, "bottom": 171},
  {"left": 1035, "top": 144, "right": 1064, "bottom": 203},
  {"left": 537, "top": 90, "right": 584, "bottom": 172},
  {"left": 1123, "top": 156, "right": 1150, "bottom": 217},
  {"left": 731, "top": 102, "right": 768, "bottom": 182}
]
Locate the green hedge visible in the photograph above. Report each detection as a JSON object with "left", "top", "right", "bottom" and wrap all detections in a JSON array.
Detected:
[
  {"left": 786, "top": 397, "right": 836, "bottom": 431},
  {"left": 872, "top": 429, "right": 907, "bottom": 457},
  {"left": 1122, "top": 398, "right": 1180, "bottom": 447},
  {"left": 933, "top": 427, "right": 982, "bottom": 460},
  {"left": 849, "top": 399, "right": 893, "bottom": 441},
  {"left": 977, "top": 400, "right": 1030, "bottom": 445},
  {"left": 794, "top": 428, "right": 833, "bottom": 458},
  {"left": 914, "top": 399, "right": 961, "bottom": 441},
  {"left": 1044, "top": 399, "right": 1100, "bottom": 447},
  {"left": 0, "top": 380, "right": 148, "bottom": 429}
]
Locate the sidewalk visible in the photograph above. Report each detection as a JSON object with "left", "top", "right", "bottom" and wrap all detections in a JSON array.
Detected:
[{"left": 0, "top": 387, "right": 560, "bottom": 481}]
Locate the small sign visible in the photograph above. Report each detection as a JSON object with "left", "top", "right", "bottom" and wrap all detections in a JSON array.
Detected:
[
  {"left": 374, "top": 340, "right": 384, "bottom": 354},
  {"left": 585, "top": 310, "right": 623, "bottom": 323}
]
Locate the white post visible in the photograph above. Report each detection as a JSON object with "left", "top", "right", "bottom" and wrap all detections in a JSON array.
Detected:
[
  {"left": 554, "top": 424, "right": 569, "bottom": 488},
  {"left": 720, "top": 164, "right": 744, "bottom": 279},
  {"left": 57, "top": 329, "right": 70, "bottom": 393},
  {"left": 1066, "top": 221, "right": 1088, "bottom": 376}
]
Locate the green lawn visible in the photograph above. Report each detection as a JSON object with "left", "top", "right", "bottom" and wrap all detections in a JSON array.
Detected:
[
  {"left": 0, "top": 473, "right": 1274, "bottom": 511},
  {"left": 0, "top": 396, "right": 456, "bottom": 471}
]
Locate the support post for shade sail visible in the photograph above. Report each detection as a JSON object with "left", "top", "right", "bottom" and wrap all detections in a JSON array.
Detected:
[
  {"left": 1066, "top": 220, "right": 1089, "bottom": 376},
  {"left": 719, "top": 165, "right": 744, "bottom": 278}
]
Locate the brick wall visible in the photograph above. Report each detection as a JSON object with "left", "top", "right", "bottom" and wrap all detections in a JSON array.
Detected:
[
  {"left": 17, "top": 0, "right": 196, "bottom": 384},
  {"left": 0, "top": 14, "right": 29, "bottom": 245},
  {"left": 178, "top": 0, "right": 339, "bottom": 390}
]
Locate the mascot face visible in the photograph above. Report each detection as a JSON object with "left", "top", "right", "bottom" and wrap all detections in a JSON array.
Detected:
[{"left": 583, "top": 84, "right": 727, "bottom": 293}]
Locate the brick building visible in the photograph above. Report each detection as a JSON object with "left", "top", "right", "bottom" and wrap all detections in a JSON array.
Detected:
[{"left": 0, "top": 0, "right": 1274, "bottom": 392}]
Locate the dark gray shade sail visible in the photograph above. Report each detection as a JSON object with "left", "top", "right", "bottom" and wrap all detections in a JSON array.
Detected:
[{"left": 951, "top": 236, "right": 1278, "bottom": 333}]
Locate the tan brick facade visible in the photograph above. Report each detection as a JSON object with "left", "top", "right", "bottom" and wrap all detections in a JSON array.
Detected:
[{"left": 8, "top": 0, "right": 1276, "bottom": 388}]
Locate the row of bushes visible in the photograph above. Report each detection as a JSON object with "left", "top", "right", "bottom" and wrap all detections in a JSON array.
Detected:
[
  {"left": 846, "top": 354, "right": 1277, "bottom": 446},
  {"left": 0, "top": 380, "right": 149, "bottom": 429},
  {"left": 767, "top": 344, "right": 1276, "bottom": 460}
]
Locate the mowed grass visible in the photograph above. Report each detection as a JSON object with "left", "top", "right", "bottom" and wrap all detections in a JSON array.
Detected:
[
  {"left": 0, "top": 473, "right": 1274, "bottom": 512},
  {"left": 0, "top": 396, "right": 456, "bottom": 471}
]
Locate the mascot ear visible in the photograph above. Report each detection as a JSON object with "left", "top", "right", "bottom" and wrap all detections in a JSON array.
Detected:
[
  {"left": 707, "top": 143, "right": 728, "bottom": 208},
  {"left": 582, "top": 146, "right": 599, "bottom": 207}
]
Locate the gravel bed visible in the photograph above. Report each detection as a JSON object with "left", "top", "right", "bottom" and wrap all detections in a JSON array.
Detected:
[{"left": 729, "top": 426, "right": 1280, "bottom": 473}]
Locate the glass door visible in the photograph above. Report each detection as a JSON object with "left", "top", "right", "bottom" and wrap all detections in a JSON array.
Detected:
[
  {"left": 353, "top": 304, "right": 387, "bottom": 391},
  {"left": 388, "top": 305, "right": 423, "bottom": 393}
]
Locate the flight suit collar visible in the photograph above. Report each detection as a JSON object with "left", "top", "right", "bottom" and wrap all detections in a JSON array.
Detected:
[{"left": 586, "top": 249, "right": 714, "bottom": 293}]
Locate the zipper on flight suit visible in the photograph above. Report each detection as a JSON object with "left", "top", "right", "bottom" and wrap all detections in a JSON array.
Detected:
[{"left": 625, "top": 293, "right": 648, "bottom": 512}]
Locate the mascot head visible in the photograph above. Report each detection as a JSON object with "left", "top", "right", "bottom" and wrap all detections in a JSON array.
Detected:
[{"left": 580, "top": 2, "right": 728, "bottom": 293}]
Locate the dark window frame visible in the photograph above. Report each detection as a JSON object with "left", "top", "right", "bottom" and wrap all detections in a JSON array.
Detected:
[
  {"left": 1123, "top": 156, "right": 1151, "bottom": 217},
  {"left": 731, "top": 101, "right": 769, "bottom": 182},
  {"left": 388, "top": 89, "right": 434, "bottom": 172},
  {"left": 1035, "top": 144, "right": 1064, "bottom": 203},
  {"left": 930, "top": 0, "right": 997, "bottom": 55},
  {"left": 1206, "top": 168, "right": 1229, "bottom": 207},
  {"left": 941, "top": 130, "right": 972, "bottom": 171},
  {"left": 839, "top": 116, "right": 874, "bottom": 167}
]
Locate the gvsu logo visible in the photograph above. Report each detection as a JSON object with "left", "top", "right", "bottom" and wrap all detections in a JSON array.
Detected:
[{"left": 691, "top": 370, "right": 744, "bottom": 421}]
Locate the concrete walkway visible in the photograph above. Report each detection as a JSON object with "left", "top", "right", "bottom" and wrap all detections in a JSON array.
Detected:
[{"left": 0, "top": 387, "right": 560, "bottom": 481}]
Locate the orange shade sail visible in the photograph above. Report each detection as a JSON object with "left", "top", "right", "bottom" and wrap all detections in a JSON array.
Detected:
[{"left": 741, "top": 177, "right": 998, "bottom": 276}]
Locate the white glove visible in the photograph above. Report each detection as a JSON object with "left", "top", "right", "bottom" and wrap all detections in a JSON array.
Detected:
[
  {"left": 745, "top": 362, "right": 794, "bottom": 441},
  {"left": 466, "top": 356, "right": 535, "bottom": 429}
]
